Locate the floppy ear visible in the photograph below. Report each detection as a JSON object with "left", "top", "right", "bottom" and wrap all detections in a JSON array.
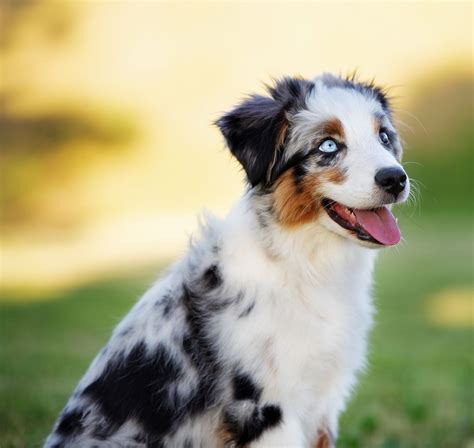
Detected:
[
  {"left": 216, "top": 77, "right": 314, "bottom": 186},
  {"left": 216, "top": 77, "right": 314, "bottom": 187},
  {"left": 215, "top": 94, "right": 288, "bottom": 187}
]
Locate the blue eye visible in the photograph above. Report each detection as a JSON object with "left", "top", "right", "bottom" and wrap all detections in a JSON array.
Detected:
[
  {"left": 319, "top": 139, "right": 339, "bottom": 153},
  {"left": 379, "top": 130, "right": 390, "bottom": 145}
]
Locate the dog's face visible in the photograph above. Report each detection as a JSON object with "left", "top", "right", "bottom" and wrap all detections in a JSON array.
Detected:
[{"left": 217, "top": 74, "right": 410, "bottom": 247}]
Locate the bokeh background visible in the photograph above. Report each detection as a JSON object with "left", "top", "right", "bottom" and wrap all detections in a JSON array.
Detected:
[{"left": 1, "top": 1, "right": 472, "bottom": 447}]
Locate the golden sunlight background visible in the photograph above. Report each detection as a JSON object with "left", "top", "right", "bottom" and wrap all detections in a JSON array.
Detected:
[
  {"left": 1, "top": 2, "right": 473, "bottom": 447},
  {"left": 2, "top": 1, "right": 471, "bottom": 295}
]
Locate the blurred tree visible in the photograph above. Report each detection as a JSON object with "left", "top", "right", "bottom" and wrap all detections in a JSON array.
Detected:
[
  {"left": 1, "top": 0, "right": 75, "bottom": 50},
  {"left": 1, "top": 1, "right": 139, "bottom": 231}
]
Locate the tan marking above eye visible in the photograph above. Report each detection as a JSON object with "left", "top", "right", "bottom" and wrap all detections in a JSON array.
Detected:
[{"left": 321, "top": 118, "right": 345, "bottom": 139}]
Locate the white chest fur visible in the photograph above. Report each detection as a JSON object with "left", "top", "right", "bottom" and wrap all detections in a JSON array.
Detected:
[{"left": 218, "top": 200, "right": 376, "bottom": 443}]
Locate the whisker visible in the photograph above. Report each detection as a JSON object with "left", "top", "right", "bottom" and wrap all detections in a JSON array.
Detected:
[
  {"left": 394, "top": 117, "right": 415, "bottom": 135},
  {"left": 403, "top": 161, "right": 424, "bottom": 168},
  {"left": 395, "top": 109, "right": 428, "bottom": 136}
]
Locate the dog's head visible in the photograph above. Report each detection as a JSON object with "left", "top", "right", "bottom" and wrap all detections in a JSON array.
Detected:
[{"left": 216, "top": 74, "right": 410, "bottom": 247}]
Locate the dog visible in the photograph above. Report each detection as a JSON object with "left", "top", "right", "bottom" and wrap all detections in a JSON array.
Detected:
[{"left": 45, "top": 73, "right": 409, "bottom": 448}]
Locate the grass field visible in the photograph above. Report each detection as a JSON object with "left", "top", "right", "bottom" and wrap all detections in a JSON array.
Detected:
[{"left": 1, "top": 213, "right": 472, "bottom": 448}]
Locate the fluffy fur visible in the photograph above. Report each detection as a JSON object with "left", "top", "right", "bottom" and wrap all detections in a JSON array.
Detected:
[{"left": 45, "top": 73, "right": 409, "bottom": 448}]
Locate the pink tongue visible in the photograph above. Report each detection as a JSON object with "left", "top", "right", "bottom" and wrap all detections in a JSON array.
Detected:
[{"left": 353, "top": 207, "right": 401, "bottom": 246}]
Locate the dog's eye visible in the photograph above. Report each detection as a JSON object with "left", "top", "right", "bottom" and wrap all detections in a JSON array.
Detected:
[
  {"left": 379, "top": 130, "right": 390, "bottom": 145},
  {"left": 319, "top": 139, "right": 339, "bottom": 153}
]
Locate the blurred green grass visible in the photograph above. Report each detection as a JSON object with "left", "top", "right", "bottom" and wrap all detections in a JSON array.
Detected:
[{"left": 1, "top": 134, "right": 473, "bottom": 447}]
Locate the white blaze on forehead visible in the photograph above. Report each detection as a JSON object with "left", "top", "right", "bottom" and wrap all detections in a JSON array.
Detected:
[
  {"left": 306, "top": 81, "right": 383, "bottom": 135},
  {"left": 286, "top": 79, "right": 387, "bottom": 163}
]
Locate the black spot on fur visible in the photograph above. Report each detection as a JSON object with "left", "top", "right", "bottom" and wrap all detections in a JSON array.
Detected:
[
  {"left": 238, "top": 301, "right": 255, "bottom": 319},
  {"left": 181, "top": 286, "right": 223, "bottom": 408},
  {"left": 56, "top": 408, "right": 86, "bottom": 436},
  {"left": 82, "top": 342, "right": 185, "bottom": 440},
  {"left": 292, "top": 163, "right": 308, "bottom": 192},
  {"left": 233, "top": 373, "right": 261, "bottom": 401},
  {"left": 216, "top": 77, "right": 313, "bottom": 187},
  {"left": 75, "top": 279, "right": 240, "bottom": 445},
  {"left": 161, "top": 293, "right": 175, "bottom": 317},
  {"left": 202, "top": 265, "right": 222, "bottom": 289},
  {"left": 181, "top": 333, "right": 194, "bottom": 357},
  {"left": 223, "top": 403, "right": 282, "bottom": 446}
]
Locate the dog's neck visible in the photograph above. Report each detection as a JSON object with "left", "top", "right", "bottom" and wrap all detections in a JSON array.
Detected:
[{"left": 220, "top": 193, "right": 377, "bottom": 294}]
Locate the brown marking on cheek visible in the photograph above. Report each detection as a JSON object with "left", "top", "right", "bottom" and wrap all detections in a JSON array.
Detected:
[
  {"left": 322, "top": 118, "right": 345, "bottom": 139},
  {"left": 315, "top": 429, "right": 335, "bottom": 448},
  {"left": 323, "top": 167, "right": 347, "bottom": 184},
  {"left": 273, "top": 169, "right": 321, "bottom": 227}
]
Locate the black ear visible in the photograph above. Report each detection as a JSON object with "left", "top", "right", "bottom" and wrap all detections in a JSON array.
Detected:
[
  {"left": 216, "top": 94, "right": 287, "bottom": 187},
  {"left": 216, "top": 77, "right": 313, "bottom": 187}
]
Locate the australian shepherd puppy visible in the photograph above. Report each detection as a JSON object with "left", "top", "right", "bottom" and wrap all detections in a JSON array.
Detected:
[{"left": 46, "top": 74, "right": 409, "bottom": 448}]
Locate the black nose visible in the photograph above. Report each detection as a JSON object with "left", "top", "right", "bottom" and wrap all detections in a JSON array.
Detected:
[{"left": 375, "top": 167, "right": 407, "bottom": 196}]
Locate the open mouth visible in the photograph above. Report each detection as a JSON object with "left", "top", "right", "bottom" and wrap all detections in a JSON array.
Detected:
[{"left": 322, "top": 199, "right": 401, "bottom": 246}]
